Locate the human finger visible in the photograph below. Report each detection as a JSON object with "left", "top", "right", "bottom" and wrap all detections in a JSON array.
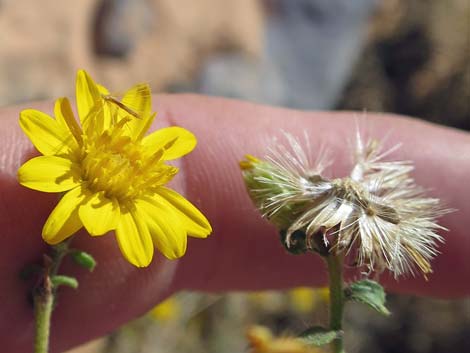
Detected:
[{"left": 1, "top": 94, "right": 469, "bottom": 352}]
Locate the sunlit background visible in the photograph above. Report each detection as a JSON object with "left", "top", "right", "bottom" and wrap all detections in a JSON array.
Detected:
[{"left": 1, "top": 0, "right": 469, "bottom": 352}]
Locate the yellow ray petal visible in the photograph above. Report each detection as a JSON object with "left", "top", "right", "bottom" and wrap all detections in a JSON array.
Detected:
[
  {"left": 150, "top": 297, "right": 181, "bottom": 321},
  {"left": 136, "top": 198, "right": 187, "bottom": 259},
  {"left": 105, "top": 83, "right": 154, "bottom": 140},
  {"left": 127, "top": 112, "right": 156, "bottom": 142},
  {"left": 121, "top": 83, "right": 152, "bottom": 119},
  {"left": 19, "top": 109, "right": 75, "bottom": 156},
  {"left": 156, "top": 187, "right": 212, "bottom": 238},
  {"left": 54, "top": 97, "right": 82, "bottom": 146},
  {"left": 142, "top": 127, "right": 197, "bottom": 160},
  {"left": 42, "top": 186, "right": 86, "bottom": 244},
  {"left": 115, "top": 208, "right": 154, "bottom": 267},
  {"left": 79, "top": 191, "right": 120, "bottom": 236},
  {"left": 76, "top": 69, "right": 101, "bottom": 126},
  {"left": 18, "top": 156, "right": 81, "bottom": 192},
  {"left": 96, "top": 83, "right": 110, "bottom": 95},
  {"left": 288, "top": 287, "right": 316, "bottom": 313}
]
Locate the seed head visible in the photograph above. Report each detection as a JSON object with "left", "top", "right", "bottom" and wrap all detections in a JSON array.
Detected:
[{"left": 241, "top": 132, "right": 448, "bottom": 278}]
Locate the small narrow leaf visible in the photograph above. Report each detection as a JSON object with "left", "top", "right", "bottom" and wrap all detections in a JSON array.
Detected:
[
  {"left": 345, "top": 279, "right": 390, "bottom": 316},
  {"left": 51, "top": 275, "right": 79, "bottom": 289},
  {"left": 299, "top": 326, "right": 342, "bottom": 346},
  {"left": 71, "top": 250, "right": 97, "bottom": 271}
]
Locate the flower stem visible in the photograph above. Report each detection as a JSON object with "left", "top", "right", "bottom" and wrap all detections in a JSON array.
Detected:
[
  {"left": 34, "top": 277, "right": 53, "bottom": 353},
  {"left": 326, "top": 254, "right": 345, "bottom": 353},
  {"left": 33, "top": 240, "right": 71, "bottom": 353}
]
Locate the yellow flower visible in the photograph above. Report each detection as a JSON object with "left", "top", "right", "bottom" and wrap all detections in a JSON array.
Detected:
[
  {"left": 18, "top": 70, "right": 212, "bottom": 267},
  {"left": 149, "top": 297, "right": 181, "bottom": 321},
  {"left": 247, "top": 326, "right": 322, "bottom": 353},
  {"left": 288, "top": 287, "right": 316, "bottom": 314},
  {"left": 288, "top": 287, "right": 329, "bottom": 314}
]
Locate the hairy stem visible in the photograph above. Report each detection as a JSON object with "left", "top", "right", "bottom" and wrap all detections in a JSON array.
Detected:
[
  {"left": 326, "top": 254, "right": 345, "bottom": 353},
  {"left": 33, "top": 239, "right": 71, "bottom": 353},
  {"left": 33, "top": 277, "right": 53, "bottom": 353}
]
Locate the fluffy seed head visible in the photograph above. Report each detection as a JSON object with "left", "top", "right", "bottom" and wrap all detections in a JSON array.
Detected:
[{"left": 241, "top": 132, "right": 448, "bottom": 278}]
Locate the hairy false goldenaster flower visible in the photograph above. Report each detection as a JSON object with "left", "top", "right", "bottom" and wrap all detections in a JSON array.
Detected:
[
  {"left": 241, "top": 132, "right": 447, "bottom": 277},
  {"left": 18, "top": 70, "right": 212, "bottom": 267}
]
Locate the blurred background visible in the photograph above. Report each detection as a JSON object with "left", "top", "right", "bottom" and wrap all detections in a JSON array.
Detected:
[{"left": 1, "top": 0, "right": 469, "bottom": 352}]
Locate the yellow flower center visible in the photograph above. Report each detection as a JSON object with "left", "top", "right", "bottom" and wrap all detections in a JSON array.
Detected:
[{"left": 81, "top": 125, "right": 177, "bottom": 201}]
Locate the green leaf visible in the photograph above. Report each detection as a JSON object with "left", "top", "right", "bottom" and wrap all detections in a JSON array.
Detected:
[
  {"left": 51, "top": 275, "right": 79, "bottom": 289},
  {"left": 345, "top": 279, "right": 390, "bottom": 316},
  {"left": 299, "top": 326, "right": 342, "bottom": 346},
  {"left": 70, "top": 250, "right": 97, "bottom": 271}
]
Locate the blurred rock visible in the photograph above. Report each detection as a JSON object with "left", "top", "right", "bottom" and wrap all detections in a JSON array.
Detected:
[
  {"left": 0, "top": 0, "right": 264, "bottom": 105},
  {"left": 198, "top": 0, "right": 378, "bottom": 109},
  {"left": 97, "top": 0, "right": 265, "bottom": 93},
  {"left": 338, "top": 0, "right": 470, "bottom": 130},
  {"left": 0, "top": 0, "right": 96, "bottom": 106},
  {"left": 93, "top": 0, "right": 154, "bottom": 58},
  {"left": 198, "top": 54, "right": 286, "bottom": 105},
  {"left": 345, "top": 295, "right": 470, "bottom": 353}
]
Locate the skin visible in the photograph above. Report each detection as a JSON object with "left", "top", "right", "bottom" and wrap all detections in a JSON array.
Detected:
[{"left": 0, "top": 94, "right": 469, "bottom": 352}]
